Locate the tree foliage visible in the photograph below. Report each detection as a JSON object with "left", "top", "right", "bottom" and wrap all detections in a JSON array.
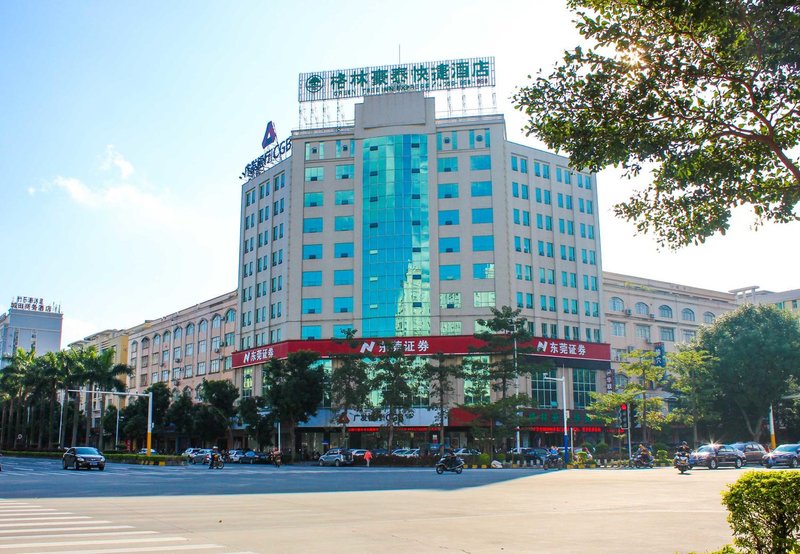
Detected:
[
  {"left": 419, "top": 352, "right": 465, "bottom": 454},
  {"left": 666, "top": 347, "right": 720, "bottom": 445},
  {"left": 618, "top": 349, "right": 668, "bottom": 443},
  {"left": 513, "top": 0, "right": 800, "bottom": 247},
  {"left": 368, "top": 344, "right": 418, "bottom": 452},
  {"left": 329, "top": 329, "right": 372, "bottom": 447},
  {"left": 695, "top": 303, "right": 800, "bottom": 441}
]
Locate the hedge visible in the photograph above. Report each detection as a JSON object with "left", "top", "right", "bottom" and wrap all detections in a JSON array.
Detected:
[{"left": 722, "top": 470, "right": 800, "bottom": 553}]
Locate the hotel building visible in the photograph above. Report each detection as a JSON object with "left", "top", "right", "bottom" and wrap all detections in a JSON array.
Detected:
[{"left": 234, "top": 58, "right": 610, "bottom": 450}]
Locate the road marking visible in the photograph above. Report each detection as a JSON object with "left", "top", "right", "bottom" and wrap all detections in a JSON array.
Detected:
[
  {"left": 0, "top": 520, "right": 112, "bottom": 528},
  {"left": 0, "top": 536, "right": 187, "bottom": 548},
  {"left": 0, "top": 516, "right": 92, "bottom": 525},
  {"left": 38, "top": 544, "right": 223, "bottom": 553},
  {"left": 0, "top": 525, "right": 132, "bottom": 534},
  {"left": 0, "top": 530, "right": 156, "bottom": 541}
]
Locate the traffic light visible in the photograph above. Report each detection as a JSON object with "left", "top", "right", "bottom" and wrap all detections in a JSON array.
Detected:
[
  {"left": 630, "top": 404, "right": 638, "bottom": 427},
  {"left": 618, "top": 403, "right": 629, "bottom": 429}
]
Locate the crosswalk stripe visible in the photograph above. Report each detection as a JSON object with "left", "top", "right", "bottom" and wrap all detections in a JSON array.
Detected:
[
  {"left": 0, "top": 525, "right": 132, "bottom": 535},
  {"left": 0, "top": 520, "right": 112, "bottom": 528},
  {"left": 0, "top": 536, "right": 187, "bottom": 548},
  {"left": 0, "top": 530, "right": 156, "bottom": 541},
  {"left": 0, "top": 517, "right": 92, "bottom": 526},
  {"left": 32, "top": 544, "right": 222, "bottom": 554}
]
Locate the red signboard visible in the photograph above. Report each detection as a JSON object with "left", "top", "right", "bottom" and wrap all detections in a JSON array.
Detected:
[{"left": 232, "top": 335, "right": 610, "bottom": 369}]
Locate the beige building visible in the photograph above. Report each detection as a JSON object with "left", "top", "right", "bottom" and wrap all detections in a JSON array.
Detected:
[
  {"left": 126, "top": 291, "right": 238, "bottom": 400},
  {"left": 68, "top": 329, "right": 129, "bottom": 429},
  {"left": 732, "top": 286, "right": 800, "bottom": 316},
  {"left": 603, "top": 271, "right": 737, "bottom": 384}
]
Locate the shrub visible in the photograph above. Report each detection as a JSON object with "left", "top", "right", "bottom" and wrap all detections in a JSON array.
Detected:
[
  {"left": 575, "top": 451, "right": 589, "bottom": 464},
  {"left": 477, "top": 453, "right": 491, "bottom": 466},
  {"left": 496, "top": 453, "right": 506, "bottom": 462},
  {"left": 656, "top": 450, "right": 669, "bottom": 462},
  {"left": 722, "top": 471, "right": 800, "bottom": 553},
  {"left": 653, "top": 442, "right": 669, "bottom": 455},
  {"left": 593, "top": 442, "right": 609, "bottom": 457}
]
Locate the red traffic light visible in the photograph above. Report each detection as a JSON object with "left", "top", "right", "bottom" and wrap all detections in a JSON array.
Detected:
[{"left": 620, "top": 403, "right": 627, "bottom": 410}]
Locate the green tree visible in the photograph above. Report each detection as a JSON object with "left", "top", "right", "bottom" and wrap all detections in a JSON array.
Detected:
[
  {"left": 193, "top": 404, "right": 229, "bottom": 446},
  {"left": 78, "top": 347, "right": 132, "bottom": 449},
  {"left": 618, "top": 349, "right": 668, "bottom": 443},
  {"left": 419, "top": 352, "right": 465, "bottom": 454},
  {"left": 369, "top": 344, "right": 417, "bottom": 453},
  {"left": 121, "top": 382, "right": 170, "bottom": 450},
  {"left": 513, "top": 0, "right": 800, "bottom": 247},
  {"left": 473, "top": 306, "right": 538, "bottom": 399},
  {"left": 696, "top": 303, "right": 800, "bottom": 441},
  {"left": 666, "top": 347, "right": 719, "bottom": 446},
  {"left": 0, "top": 348, "right": 35, "bottom": 449},
  {"left": 166, "top": 391, "right": 197, "bottom": 452},
  {"left": 463, "top": 394, "right": 531, "bottom": 459},
  {"left": 329, "top": 329, "right": 372, "bottom": 448},
  {"left": 199, "top": 379, "right": 240, "bottom": 449},
  {"left": 238, "top": 396, "right": 274, "bottom": 450},
  {"left": 263, "top": 351, "right": 324, "bottom": 461}
]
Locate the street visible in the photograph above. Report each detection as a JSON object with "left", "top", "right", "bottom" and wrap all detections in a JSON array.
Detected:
[{"left": 1, "top": 456, "right": 771, "bottom": 553}]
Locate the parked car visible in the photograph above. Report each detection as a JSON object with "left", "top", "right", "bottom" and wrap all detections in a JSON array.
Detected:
[
  {"left": 730, "top": 441, "right": 768, "bottom": 465},
  {"left": 453, "top": 448, "right": 481, "bottom": 457},
  {"left": 137, "top": 448, "right": 158, "bottom": 455},
  {"left": 396, "top": 448, "right": 420, "bottom": 458},
  {"left": 348, "top": 449, "right": 368, "bottom": 459},
  {"left": 63, "top": 446, "right": 106, "bottom": 471},
  {"left": 319, "top": 448, "right": 353, "bottom": 467},
  {"left": 190, "top": 449, "right": 213, "bottom": 464},
  {"left": 240, "top": 450, "right": 269, "bottom": 464},
  {"left": 762, "top": 443, "right": 800, "bottom": 468},
  {"left": 370, "top": 448, "right": 389, "bottom": 457},
  {"left": 690, "top": 444, "right": 746, "bottom": 469},
  {"left": 181, "top": 447, "right": 202, "bottom": 458},
  {"left": 523, "top": 448, "right": 549, "bottom": 464},
  {"left": 226, "top": 449, "right": 246, "bottom": 463}
]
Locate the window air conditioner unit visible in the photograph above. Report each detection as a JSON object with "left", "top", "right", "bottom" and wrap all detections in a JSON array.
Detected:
[
  {"left": 214, "top": 348, "right": 220, "bottom": 353},
  {"left": 649, "top": 314, "right": 655, "bottom": 319},
  {"left": 175, "top": 358, "right": 181, "bottom": 364},
  {"left": 624, "top": 309, "right": 632, "bottom": 315}
]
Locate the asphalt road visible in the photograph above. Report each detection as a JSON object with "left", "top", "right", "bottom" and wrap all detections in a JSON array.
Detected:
[
  {"left": 2, "top": 456, "right": 790, "bottom": 554},
  {"left": 0, "top": 456, "right": 532, "bottom": 498}
]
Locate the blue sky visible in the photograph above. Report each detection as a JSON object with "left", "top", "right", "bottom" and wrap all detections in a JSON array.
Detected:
[{"left": 1, "top": 1, "right": 796, "bottom": 348}]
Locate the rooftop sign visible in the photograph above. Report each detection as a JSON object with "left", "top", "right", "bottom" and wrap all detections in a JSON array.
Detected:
[
  {"left": 298, "top": 56, "right": 495, "bottom": 102},
  {"left": 10, "top": 296, "right": 60, "bottom": 313}
]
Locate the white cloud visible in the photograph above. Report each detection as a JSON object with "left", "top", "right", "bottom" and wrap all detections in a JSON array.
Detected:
[{"left": 100, "top": 144, "right": 134, "bottom": 179}]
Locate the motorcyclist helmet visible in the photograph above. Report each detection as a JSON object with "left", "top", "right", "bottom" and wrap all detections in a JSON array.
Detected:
[{"left": 680, "top": 441, "right": 688, "bottom": 446}]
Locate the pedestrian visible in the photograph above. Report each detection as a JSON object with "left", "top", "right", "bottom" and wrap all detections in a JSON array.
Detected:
[{"left": 364, "top": 449, "right": 373, "bottom": 468}]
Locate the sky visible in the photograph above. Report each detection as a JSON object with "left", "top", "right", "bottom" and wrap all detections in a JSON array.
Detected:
[{"left": 1, "top": 1, "right": 797, "bottom": 349}]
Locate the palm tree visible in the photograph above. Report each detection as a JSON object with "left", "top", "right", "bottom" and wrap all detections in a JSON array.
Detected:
[
  {"left": 35, "top": 351, "right": 74, "bottom": 449},
  {"left": 0, "top": 348, "right": 36, "bottom": 449},
  {"left": 77, "top": 347, "right": 132, "bottom": 449}
]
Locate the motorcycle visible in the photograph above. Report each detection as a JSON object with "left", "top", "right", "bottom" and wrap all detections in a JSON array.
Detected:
[
  {"left": 269, "top": 450, "right": 282, "bottom": 468},
  {"left": 543, "top": 454, "right": 564, "bottom": 470},
  {"left": 632, "top": 453, "right": 654, "bottom": 468},
  {"left": 435, "top": 455, "right": 464, "bottom": 474},
  {"left": 674, "top": 452, "right": 691, "bottom": 474},
  {"left": 208, "top": 454, "right": 224, "bottom": 470}
]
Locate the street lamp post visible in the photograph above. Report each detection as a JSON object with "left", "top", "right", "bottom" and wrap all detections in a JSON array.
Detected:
[
  {"left": 63, "top": 389, "right": 153, "bottom": 456},
  {"left": 544, "top": 374, "right": 569, "bottom": 465}
]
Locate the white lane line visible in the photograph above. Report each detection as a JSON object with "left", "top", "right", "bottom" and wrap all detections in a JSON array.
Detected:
[
  {"left": 0, "top": 530, "right": 156, "bottom": 541},
  {"left": 0, "top": 525, "right": 132, "bottom": 534},
  {"left": 1, "top": 536, "right": 187, "bottom": 548},
  {"left": 0, "top": 516, "right": 92, "bottom": 525},
  {"left": 0, "top": 510, "right": 61, "bottom": 515},
  {"left": 32, "top": 543, "right": 222, "bottom": 554},
  {"left": 0, "top": 520, "right": 111, "bottom": 528}
]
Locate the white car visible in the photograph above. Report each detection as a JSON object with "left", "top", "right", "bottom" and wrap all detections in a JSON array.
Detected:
[{"left": 138, "top": 448, "right": 158, "bottom": 455}]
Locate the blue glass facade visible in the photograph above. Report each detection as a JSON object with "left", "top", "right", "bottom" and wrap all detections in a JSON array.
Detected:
[{"left": 362, "top": 135, "right": 430, "bottom": 337}]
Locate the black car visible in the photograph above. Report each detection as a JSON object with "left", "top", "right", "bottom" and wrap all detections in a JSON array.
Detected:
[
  {"left": 63, "top": 446, "right": 106, "bottom": 471},
  {"left": 730, "top": 441, "right": 767, "bottom": 465},
  {"left": 241, "top": 450, "right": 269, "bottom": 464},
  {"left": 690, "top": 444, "right": 746, "bottom": 469},
  {"left": 762, "top": 444, "right": 800, "bottom": 468}
]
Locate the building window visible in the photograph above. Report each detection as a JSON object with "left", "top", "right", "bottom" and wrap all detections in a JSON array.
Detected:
[
  {"left": 440, "top": 321, "right": 462, "bottom": 335},
  {"left": 301, "top": 326, "right": 321, "bottom": 340},
  {"left": 635, "top": 302, "right": 649, "bottom": 315},
  {"left": 335, "top": 190, "right": 354, "bottom": 205},
  {"left": 438, "top": 183, "right": 459, "bottom": 199},
  {"left": 304, "top": 167, "right": 324, "bottom": 181},
  {"left": 472, "top": 235, "right": 494, "bottom": 251},
  {"left": 334, "top": 242, "right": 354, "bottom": 258},
  {"left": 335, "top": 216, "right": 354, "bottom": 231},
  {"left": 573, "top": 369, "right": 596, "bottom": 409},
  {"left": 334, "top": 297, "right": 353, "bottom": 313},
  {"left": 532, "top": 369, "right": 558, "bottom": 408},
  {"left": 611, "top": 321, "right": 626, "bottom": 337},
  {"left": 440, "top": 292, "right": 462, "bottom": 308},
  {"left": 439, "top": 210, "right": 460, "bottom": 226},
  {"left": 335, "top": 165, "right": 354, "bottom": 179},
  {"left": 440, "top": 265, "right": 461, "bottom": 281},
  {"left": 333, "top": 324, "right": 354, "bottom": 338},
  {"left": 470, "top": 181, "right": 492, "bottom": 196},
  {"left": 439, "top": 237, "right": 460, "bottom": 253},
  {"left": 304, "top": 192, "right": 324, "bottom": 207},
  {"left": 334, "top": 270, "right": 354, "bottom": 286},
  {"left": 660, "top": 327, "right": 675, "bottom": 341},
  {"left": 437, "top": 157, "right": 458, "bottom": 172},
  {"left": 302, "top": 298, "right": 322, "bottom": 314},
  {"left": 703, "top": 311, "right": 716, "bottom": 324},
  {"left": 635, "top": 325, "right": 651, "bottom": 340},
  {"left": 682, "top": 308, "right": 696, "bottom": 322},
  {"left": 303, "top": 244, "right": 323, "bottom": 260},
  {"left": 470, "top": 155, "right": 491, "bottom": 170},
  {"left": 303, "top": 218, "right": 323, "bottom": 233},
  {"left": 682, "top": 329, "right": 696, "bottom": 342},
  {"left": 471, "top": 208, "right": 493, "bottom": 224},
  {"left": 473, "top": 291, "right": 496, "bottom": 307},
  {"left": 473, "top": 263, "right": 495, "bottom": 279},
  {"left": 302, "top": 271, "right": 323, "bottom": 287},
  {"left": 659, "top": 305, "right": 673, "bottom": 318}
]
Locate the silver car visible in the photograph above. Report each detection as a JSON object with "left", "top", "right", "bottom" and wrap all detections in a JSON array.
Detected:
[{"left": 318, "top": 448, "right": 353, "bottom": 467}]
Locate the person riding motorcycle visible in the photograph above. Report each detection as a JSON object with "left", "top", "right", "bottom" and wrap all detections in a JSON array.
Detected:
[
  {"left": 677, "top": 441, "right": 691, "bottom": 455},
  {"left": 208, "top": 446, "right": 220, "bottom": 469},
  {"left": 637, "top": 444, "right": 652, "bottom": 463},
  {"left": 443, "top": 451, "right": 459, "bottom": 469}
]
